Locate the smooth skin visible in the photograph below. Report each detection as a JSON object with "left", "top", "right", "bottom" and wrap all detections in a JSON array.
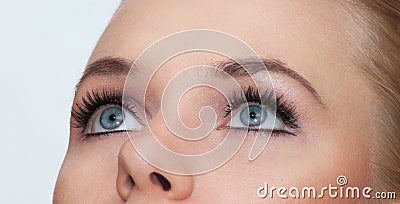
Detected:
[{"left": 54, "top": 0, "right": 374, "bottom": 203}]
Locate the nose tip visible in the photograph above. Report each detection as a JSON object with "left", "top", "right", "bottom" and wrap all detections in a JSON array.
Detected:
[{"left": 116, "top": 140, "right": 194, "bottom": 201}]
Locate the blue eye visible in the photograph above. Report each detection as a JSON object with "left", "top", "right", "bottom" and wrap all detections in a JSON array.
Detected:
[
  {"left": 227, "top": 104, "right": 283, "bottom": 131},
  {"left": 100, "top": 107, "right": 124, "bottom": 130},
  {"left": 87, "top": 106, "right": 143, "bottom": 135},
  {"left": 240, "top": 105, "right": 267, "bottom": 127}
]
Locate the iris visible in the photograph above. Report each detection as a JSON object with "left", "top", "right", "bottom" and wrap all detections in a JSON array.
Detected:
[
  {"left": 240, "top": 105, "right": 267, "bottom": 127},
  {"left": 100, "top": 107, "right": 124, "bottom": 130}
]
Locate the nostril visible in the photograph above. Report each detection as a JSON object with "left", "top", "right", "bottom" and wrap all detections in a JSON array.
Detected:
[
  {"left": 150, "top": 172, "right": 171, "bottom": 191},
  {"left": 127, "top": 175, "right": 135, "bottom": 189}
]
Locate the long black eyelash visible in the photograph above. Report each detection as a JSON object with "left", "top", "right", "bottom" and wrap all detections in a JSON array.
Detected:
[
  {"left": 224, "top": 86, "right": 299, "bottom": 129},
  {"left": 71, "top": 88, "right": 122, "bottom": 131}
]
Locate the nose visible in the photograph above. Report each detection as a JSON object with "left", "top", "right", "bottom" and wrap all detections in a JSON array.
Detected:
[{"left": 116, "top": 130, "right": 194, "bottom": 202}]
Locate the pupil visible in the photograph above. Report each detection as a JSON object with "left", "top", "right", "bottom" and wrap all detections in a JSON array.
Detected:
[
  {"left": 109, "top": 114, "right": 117, "bottom": 121},
  {"left": 250, "top": 112, "right": 257, "bottom": 118}
]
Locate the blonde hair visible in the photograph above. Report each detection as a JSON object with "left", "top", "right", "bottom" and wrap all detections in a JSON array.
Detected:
[{"left": 345, "top": 0, "right": 400, "bottom": 197}]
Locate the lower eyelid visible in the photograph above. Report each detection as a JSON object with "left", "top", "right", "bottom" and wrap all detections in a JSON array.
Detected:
[
  {"left": 271, "top": 129, "right": 297, "bottom": 136},
  {"left": 81, "top": 130, "right": 131, "bottom": 141},
  {"left": 222, "top": 125, "right": 297, "bottom": 136}
]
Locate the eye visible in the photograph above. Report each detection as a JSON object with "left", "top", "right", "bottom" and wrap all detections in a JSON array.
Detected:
[
  {"left": 226, "top": 104, "right": 283, "bottom": 131},
  {"left": 87, "top": 106, "right": 143, "bottom": 135}
]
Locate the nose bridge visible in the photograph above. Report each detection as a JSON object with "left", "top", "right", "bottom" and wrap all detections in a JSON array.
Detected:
[
  {"left": 116, "top": 115, "right": 195, "bottom": 201},
  {"left": 146, "top": 110, "right": 192, "bottom": 145}
]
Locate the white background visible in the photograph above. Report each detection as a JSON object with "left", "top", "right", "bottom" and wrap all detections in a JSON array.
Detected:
[{"left": 0, "top": 1, "right": 120, "bottom": 203}]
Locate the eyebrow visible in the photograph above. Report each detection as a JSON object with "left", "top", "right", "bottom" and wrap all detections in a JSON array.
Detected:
[
  {"left": 77, "top": 57, "right": 322, "bottom": 103},
  {"left": 76, "top": 57, "right": 132, "bottom": 89}
]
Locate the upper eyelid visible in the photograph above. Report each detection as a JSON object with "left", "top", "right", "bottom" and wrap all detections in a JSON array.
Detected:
[
  {"left": 72, "top": 87, "right": 153, "bottom": 133},
  {"left": 122, "top": 98, "right": 152, "bottom": 123},
  {"left": 224, "top": 86, "right": 299, "bottom": 128},
  {"left": 78, "top": 102, "right": 143, "bottom": 135},
  {"left": 227, "top": 86, "right": 276, "bottom": 110},
  {"left": 122, "top": 102, "right": 148, "bottom": 126},
  {"left": 71, "top": 88, "right": 123, "bottom": 129}
]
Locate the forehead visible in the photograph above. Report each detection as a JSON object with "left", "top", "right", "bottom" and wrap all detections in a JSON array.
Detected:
[
  {"left": 90, "top": 0, "right": 350, "bottom": 64},
  {"left": 87, "top": 0, "right": 355, "bottom": 105}
]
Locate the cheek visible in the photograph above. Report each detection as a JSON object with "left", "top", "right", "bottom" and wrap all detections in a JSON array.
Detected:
[
  {"left": 54, "top": 155, "right": 117, "bottom": 203},
  {"left": 317, "top": 76, "right": 373, "bottom": 186},
  {"left": 188, "top": 119, "right": 371, "bottom": 201},
  {"left": 54, "top": 137, "right": 126, "bottom": 203}
]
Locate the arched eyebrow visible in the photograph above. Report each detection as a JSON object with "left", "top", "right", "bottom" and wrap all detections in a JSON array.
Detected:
[
  {"left": 76, "top": 57, "right": 323, "bottom": 104},
  {"left": 76, "top": 57, "right": 132, "bottom": 89}
]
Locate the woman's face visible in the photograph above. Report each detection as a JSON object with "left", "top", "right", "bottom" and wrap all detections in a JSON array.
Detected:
[{"left": 54, "top": 0, "right": 374, "bottom": 203}]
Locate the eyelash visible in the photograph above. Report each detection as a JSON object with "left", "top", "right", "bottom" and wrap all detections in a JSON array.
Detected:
[
  {"left": 71, "top": 88, "right": 123, "bottom": 132},
  {"left": 224, "top": 86, "right": 299, "bottom": 134},
  {"left": 71, "top": 86, "right": 299, "bottom": 138}
]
